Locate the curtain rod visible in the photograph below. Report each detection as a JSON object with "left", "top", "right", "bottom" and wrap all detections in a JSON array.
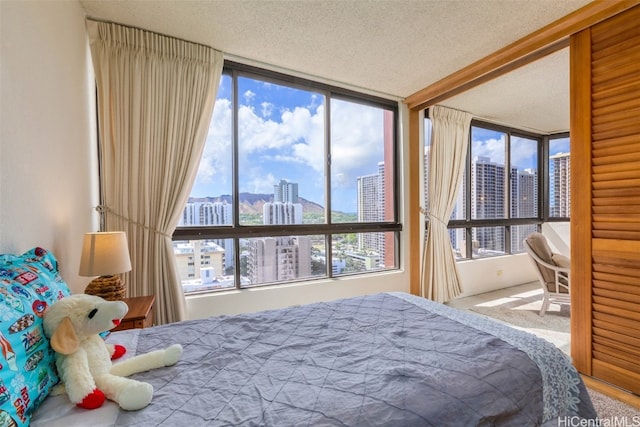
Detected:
[
  {"left": 86, "top": 17, "right": 404, "bottom": 103},
  {"left": 87, "top": 16, "right": 404, "bottom": 102},
  {"left": 85, "top": 17, "right": 214, "bottom": 51}
]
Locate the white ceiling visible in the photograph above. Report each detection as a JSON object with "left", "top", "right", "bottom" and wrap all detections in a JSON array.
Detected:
[
  {"left": 441, "top": 47, "right": 570, "bottom": 134},
  {"left": 79, "top": 0, "right": 593, "bottom": 134}
]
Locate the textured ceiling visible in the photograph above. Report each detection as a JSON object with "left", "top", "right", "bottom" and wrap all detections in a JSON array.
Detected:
[
  {"left": 79, "top": 0, "right": 593, "bottom": 133},
  {"left": 441, "top": 48, "right": 570, "bottom": 134}
]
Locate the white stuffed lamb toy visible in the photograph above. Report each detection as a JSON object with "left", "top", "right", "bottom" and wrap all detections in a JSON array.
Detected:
[{"left": 43, "top": 294, "right": 182, "bottom": 411}]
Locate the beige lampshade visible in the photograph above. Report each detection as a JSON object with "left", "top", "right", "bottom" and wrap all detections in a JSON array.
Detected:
[{"left": 79, "top": 231, "right": 132, "bottom": 277}]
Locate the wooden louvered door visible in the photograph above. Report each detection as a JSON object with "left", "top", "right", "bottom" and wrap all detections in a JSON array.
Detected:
[{"left": 571, "top": 4, "right": 640, "bottom": 395}]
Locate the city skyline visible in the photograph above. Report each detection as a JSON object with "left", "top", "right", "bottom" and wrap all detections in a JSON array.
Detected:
[
  {"left": 424, "top": 138, "right": 570, "bottom": 258},
  {"left": 176, "top": 171, "right": 391, "bottom": 289},
  {"left": 471, "top": 127, "right": 570, "bottom": 171}
]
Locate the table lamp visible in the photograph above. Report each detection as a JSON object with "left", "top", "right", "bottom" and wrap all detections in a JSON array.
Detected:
[{"left": 80, "top": 231, "right": 132, "bottom": 301}]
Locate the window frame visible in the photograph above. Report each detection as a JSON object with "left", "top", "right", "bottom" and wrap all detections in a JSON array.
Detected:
[
  {"left": 435, "top": 119, "right": 546, "bottom": 259},
  {"left": 173, "top": 61, "right": 402, "bottom": 291},
  {"left": 425, "top": 119, "right": 571, "bottom": 260}
]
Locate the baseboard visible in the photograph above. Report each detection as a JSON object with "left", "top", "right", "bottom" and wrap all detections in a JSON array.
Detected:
[{"left": 582, "top": 375, "right": 640, "bottom": 410}]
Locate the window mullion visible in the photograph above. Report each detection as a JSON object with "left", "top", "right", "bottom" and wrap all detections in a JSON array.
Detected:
[
  {"left": 325, "top": 91, "right": 333, "bottom": 277},
  {"left": 232, "top": 70, "right": 241, "bottom": 289}
]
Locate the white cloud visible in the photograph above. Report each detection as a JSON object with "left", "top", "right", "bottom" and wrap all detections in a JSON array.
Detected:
[
  {"left": 261, "top": 102, "right": 274, "bottom": 118},
  {"left": 472, "top": 135, "right": 541, "bottom": 170},
  {"left": 194, "top": 98, "right": 233, "bottom": 196},
  {"left": 472, "top": 137, "right": 505, "bottom": 165},
  {"left": 550, "top": 137, "right": 570, "bottom": 155},
  {"left": 193, "top": 93, "right": 389, "bottom": 201},
  {"left": 237, "top": 104, "right": 325, "bottom": 174},
  {"left": 238, "top": 105, "right": 292, "bottom": 151},
  {"left": 510, "top": 137, "right": 539, "bottom": 170},
  {"left": 245, "top": 172, "right": 277, "bottom": 194},
  {"left": 330, "top": 99, "right": 385, "bottom": 187},
  {"left": 243, "top": 90, "right": 255, "bottom": 103},
  {"left": 284, "top": 107, "right": 325, "bottom": 172}
]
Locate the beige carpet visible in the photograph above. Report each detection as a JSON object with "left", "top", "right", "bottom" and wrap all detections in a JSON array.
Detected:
[
  {"left": 451, "top": 285, "right": 640, "bottom": 421},
  {"left": 468, "top": 295, "right": 571, "bottom": 355}
]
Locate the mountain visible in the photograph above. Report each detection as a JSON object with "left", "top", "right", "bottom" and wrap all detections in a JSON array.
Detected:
[{"left": 188, "top": 193, "right": 325, "bottom": 215}]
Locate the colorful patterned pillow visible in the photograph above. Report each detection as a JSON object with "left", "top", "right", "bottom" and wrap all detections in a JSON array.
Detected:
[{"left": 0, "top": 247, "right": 71, "bottom": 427}]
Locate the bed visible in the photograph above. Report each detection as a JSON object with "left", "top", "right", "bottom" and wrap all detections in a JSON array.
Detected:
[
  {"left": 0, "top": 248, "right": 597, "bottom": 426},
  {"left": 31, "top": 292, "right": 597, "bottom": 426}
]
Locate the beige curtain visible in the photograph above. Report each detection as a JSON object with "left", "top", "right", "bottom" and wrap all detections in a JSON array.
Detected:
[
  {"left": 421, "top": 105, "right": 472, "bottom": 302},
  {"left": 87, "top": 20, "right": 223, "bottom": 324}
]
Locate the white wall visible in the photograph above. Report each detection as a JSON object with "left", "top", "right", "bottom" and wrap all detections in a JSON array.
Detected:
[
  {"left": 0, "top": 0, "right": 98, "bottom": 293},
  {"left": 457, "top": 253, "right": 536, "bottom": 297},
  {"left": 456, "top": 222, "right": 571, "bottom": 297},
  {"left": 187, "top": 270, "right": 410, "bottom": 318},
  {"left": 543, "top": 221, "right": 570, "bottom": 256}
]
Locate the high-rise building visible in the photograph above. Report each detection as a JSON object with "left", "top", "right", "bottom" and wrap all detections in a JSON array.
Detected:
[
  {"left": 471, "top": 156, "right": 505, "bottom": 220},
  {"left": 177, "top": 201, "right": 233, "bottom": 271},
  {"left": 263, "top": 202, "right": 303, "bottom": 225},
  {"left": 512, "top": 167, "right": 537, "bottom": 217},
  {"left": 273, "top": 179, "right": 299, "bottom": 203},
  {"left": 471, "top": 156, "right": 505, "bottom": 253},
  {"left": 342, "top": 137, "right": 394, "bottom": 271},
  {"left": 200, "top": 202, "right": 232, "bottom": 225},
  {"left": 424, "top": 151, "right": 541, "bottom": 257},
  {"left": 174, "top": 240, "right": 227, "bottom": 290},
  {"left": 179, "top": 201, "right": 231, "bottom": 226},
  {"left": 246, "top": 236, "right": 311, "bottom": 284},
  {"left": 511, "top": 167, "right": 538, "bottom": 250},
  {"left": 357, "top": 172, "right": 379, "bottom": 252},
  {"left": 356, "top": 162, "right": 386, "bottom": 265},
  {"left": 550, "top": 152, "right": 570, "bottom": 217},
  {"left": 247, "top": 181, "right": 311, "bottom": 284}
]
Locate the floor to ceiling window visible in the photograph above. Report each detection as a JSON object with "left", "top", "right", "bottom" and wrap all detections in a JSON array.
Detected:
[{"left": 424, "top": 118, "right": 570, "bottom": 260}]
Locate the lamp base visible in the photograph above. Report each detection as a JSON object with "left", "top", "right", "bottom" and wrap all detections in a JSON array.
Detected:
[{"left": 84, "top": 275, "right": 126, "bottom": 301}]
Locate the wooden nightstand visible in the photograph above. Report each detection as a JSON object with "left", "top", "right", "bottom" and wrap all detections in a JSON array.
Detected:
[{"left": 112, "top": 295, "right": 155, "bottom": 332}]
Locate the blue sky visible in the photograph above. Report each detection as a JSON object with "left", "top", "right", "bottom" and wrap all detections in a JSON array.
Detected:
[
  {"left": 190, "top": 76, "right": 387, "bottom": 213},
  {"left": 471, "top": 127, "right": 570, "bottom": 171},
  {"left": 191, "top": 76, "right": 570, "bottom": 213},
  {"left": 426, "top": 124, "right": 569, "bottom": 171}
]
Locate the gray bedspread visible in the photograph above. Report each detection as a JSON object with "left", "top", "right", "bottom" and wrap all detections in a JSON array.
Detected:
[{"left": 115, "top": 292, "right": 596, "bottom": 426}]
